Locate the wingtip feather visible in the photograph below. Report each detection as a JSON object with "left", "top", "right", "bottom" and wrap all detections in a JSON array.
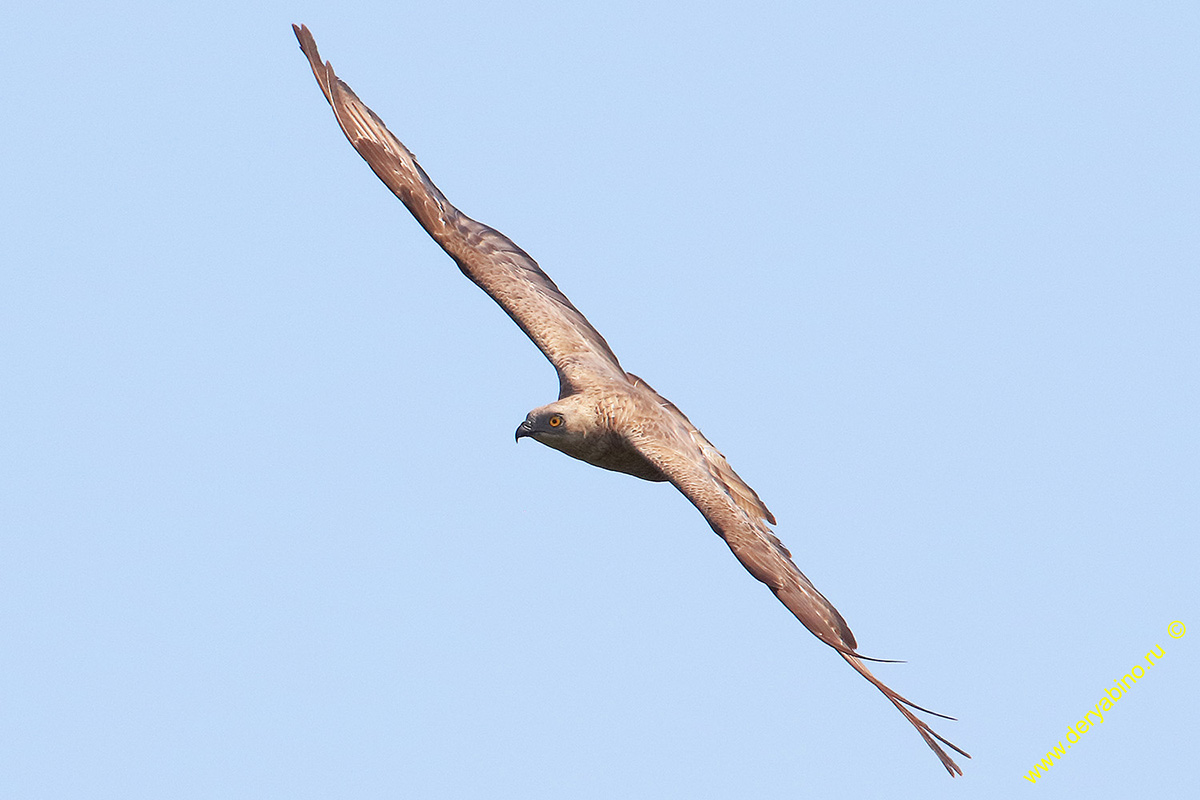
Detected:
[{"left": 838, "top": 651, "right": 970, "bottom": 776}]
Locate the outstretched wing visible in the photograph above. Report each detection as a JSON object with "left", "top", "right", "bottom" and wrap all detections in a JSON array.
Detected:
[
  {"left": 625, "top": 400, "right": 970, "bottom": 776},
  {"left": 293, "top": 25, "right": 626, "bottom": 396}
]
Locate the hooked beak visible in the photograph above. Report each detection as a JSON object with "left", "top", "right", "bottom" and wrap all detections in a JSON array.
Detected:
[{"left": 514, "top": 419, "right": 534, "bottom": 442}]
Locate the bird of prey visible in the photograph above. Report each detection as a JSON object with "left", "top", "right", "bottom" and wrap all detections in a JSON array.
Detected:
[{"left": 293, "top": 24, "right": 969, "bottom": 776}]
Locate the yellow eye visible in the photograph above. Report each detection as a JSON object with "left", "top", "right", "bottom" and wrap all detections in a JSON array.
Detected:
[{"left": 548, "top": 414, "right": 564, "bottom": 428}]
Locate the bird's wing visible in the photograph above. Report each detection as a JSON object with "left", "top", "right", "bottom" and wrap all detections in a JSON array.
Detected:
[
  {"left": 293, "top": 25, "right": 626, "bottom": 396},
  {"left": 625, "top": 400, "right": 969, "bottom": 776},
  {"left": 626, "top": 374, "right": 778, "bottom": 527}
]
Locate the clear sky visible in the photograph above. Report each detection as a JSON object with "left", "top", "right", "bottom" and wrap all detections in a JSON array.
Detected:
[{"left": 3, "top": 2, "right": 1197, "bottom": 798}]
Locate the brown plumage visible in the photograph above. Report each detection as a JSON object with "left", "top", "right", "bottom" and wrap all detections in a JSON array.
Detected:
[{"left": 293, "top": 24, "right": 969, "bottom": 776}]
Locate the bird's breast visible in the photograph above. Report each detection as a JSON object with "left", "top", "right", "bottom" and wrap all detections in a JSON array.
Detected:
[{"left": 547, "top": 431, "right": 668, "bottom": 483}]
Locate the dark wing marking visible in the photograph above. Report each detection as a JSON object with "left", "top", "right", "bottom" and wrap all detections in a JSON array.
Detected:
[
  {"left": 293, "top": 24, "right": 626, "bottom": 397},
  {"left": 626, "top": 408, "right": 969, "bottom": 776}
]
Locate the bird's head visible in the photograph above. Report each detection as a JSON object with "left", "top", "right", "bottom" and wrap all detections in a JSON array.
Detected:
[{"left": 514, "top": 397, "right": 590, "bottom": 450}]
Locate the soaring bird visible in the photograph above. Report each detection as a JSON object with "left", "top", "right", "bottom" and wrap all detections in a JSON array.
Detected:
[{"left": 293, "top": 24, "right": 968, "bottom": 776}]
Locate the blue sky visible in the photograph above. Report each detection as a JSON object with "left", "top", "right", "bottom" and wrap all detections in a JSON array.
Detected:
[{"left": 3, "top": 2, "right": 1197, "bottom": 797}]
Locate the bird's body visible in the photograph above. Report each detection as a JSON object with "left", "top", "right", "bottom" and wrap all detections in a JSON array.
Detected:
[
  {"left": 519, "top": 385, "right": 670, "bottom": 482},
  {"left": 294, "top": 24, "right": 968, "bottom": 776}
]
